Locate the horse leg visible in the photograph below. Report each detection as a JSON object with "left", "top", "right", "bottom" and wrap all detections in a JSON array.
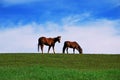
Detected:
[
  {"left": 62, "top": 45, "right": 66, "bottom": 54},
  {"left": 73, "top": 48, "right": 75, "bottom": 54},
  {"left": 48, "top": 46, "right": 51, "bottom": 53},
  {"left": 66, "top": 48, "right": 68, "bottom": 54},
  {"left": 52, "top": 46, "right": 55, "bottom": 54},
  {"left": 40, "top": 45, "right": 44, "bottom": 54}
]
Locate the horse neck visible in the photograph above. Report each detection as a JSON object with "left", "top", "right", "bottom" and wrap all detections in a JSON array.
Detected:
[
  {"left": 78, "top": 46, "right": 82, "bottom": 53},
  {"left": 53, "top": 37, "right": 58, "bottom": 43},
  {"left": 76, "top": 45, "right": 81, "bottom": 52}
]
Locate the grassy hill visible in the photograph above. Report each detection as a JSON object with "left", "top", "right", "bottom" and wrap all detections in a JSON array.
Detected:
[{"left": 0, "top": 53, "right": 120, "bottom": 80}]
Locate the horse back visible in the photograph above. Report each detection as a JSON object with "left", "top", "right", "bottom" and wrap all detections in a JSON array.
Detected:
[
  {"left": 64, "top": 41, "right": 77, "bottom": 48},
  {"left": 38, "top": 37, "right": 54, "bottom": 45}
]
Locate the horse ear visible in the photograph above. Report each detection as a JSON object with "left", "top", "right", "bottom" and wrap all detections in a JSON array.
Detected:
[{"left": 58, "top": 36, "right": 61, "bottom": 39}]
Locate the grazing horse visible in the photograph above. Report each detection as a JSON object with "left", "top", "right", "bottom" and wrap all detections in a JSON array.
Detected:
[
  {"left": 63, "top": 41, "right": 82, "bottom": 54},
  {"left": 38, "top": 36, "right": 61, "bottom": 54}
]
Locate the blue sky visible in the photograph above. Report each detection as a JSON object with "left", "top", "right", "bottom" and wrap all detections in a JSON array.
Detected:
[
  {"left": 0, "top": 0, "right": 120, "bottom": 25},
  {"left": 0, "top": 0, "right": 120, "bottom": 53}
]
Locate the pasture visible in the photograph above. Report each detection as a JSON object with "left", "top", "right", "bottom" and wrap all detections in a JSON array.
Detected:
[{"left": 0, "top": 53, "right": 120, "bottom": 80}]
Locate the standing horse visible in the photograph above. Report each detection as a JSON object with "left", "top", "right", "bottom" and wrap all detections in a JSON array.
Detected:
[
  {"left": 63, "top": 41, "right": 82, "bottom": 54},
  {"left": 38, "top": 36, "right": 61, "bottom": 54}
]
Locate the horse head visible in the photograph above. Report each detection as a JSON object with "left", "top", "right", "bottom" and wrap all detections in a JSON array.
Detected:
[
  {"left": 78, "top": 47, "right": 83, "bottom": 54},
  {"left": 55, "top": 36, "right": 61, "bottom": 43}
]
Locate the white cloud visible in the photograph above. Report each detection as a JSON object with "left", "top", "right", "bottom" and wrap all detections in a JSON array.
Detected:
[
  {"left": 0, "top": 25, "right": 37, "bottom": 52},
  {"left": 62, "top": 13, "right": 91, "bottom": 26},
  {"left": 0, "top": 17, "right": 120, "bottom": 54}
]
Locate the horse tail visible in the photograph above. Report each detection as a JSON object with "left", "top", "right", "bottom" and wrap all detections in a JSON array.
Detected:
[
  {"left": 38, "top": 43, "right": 39, "bottom": 52},
  {"left": 63, "top": 42, "right": 66, "bottom": 53}
]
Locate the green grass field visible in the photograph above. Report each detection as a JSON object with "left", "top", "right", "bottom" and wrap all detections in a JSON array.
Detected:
[{"left": 0, "top": 53, "right": 120, "bottom": 80}]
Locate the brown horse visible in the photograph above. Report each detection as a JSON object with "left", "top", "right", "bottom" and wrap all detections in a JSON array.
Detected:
[
  {"left": 38, "top": 36, "right": 61, "bottom": 54},
  {"left": 63, "top": 41, "right": 82, "bottom": 54}
]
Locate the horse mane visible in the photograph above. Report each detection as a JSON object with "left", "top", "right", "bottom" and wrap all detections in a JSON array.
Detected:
[
  {"left": 55, "top": 36, "right": 61, "bottom": 39},
  {"left": 54, "top": 36, "right": 61, "bottom": 41}
]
